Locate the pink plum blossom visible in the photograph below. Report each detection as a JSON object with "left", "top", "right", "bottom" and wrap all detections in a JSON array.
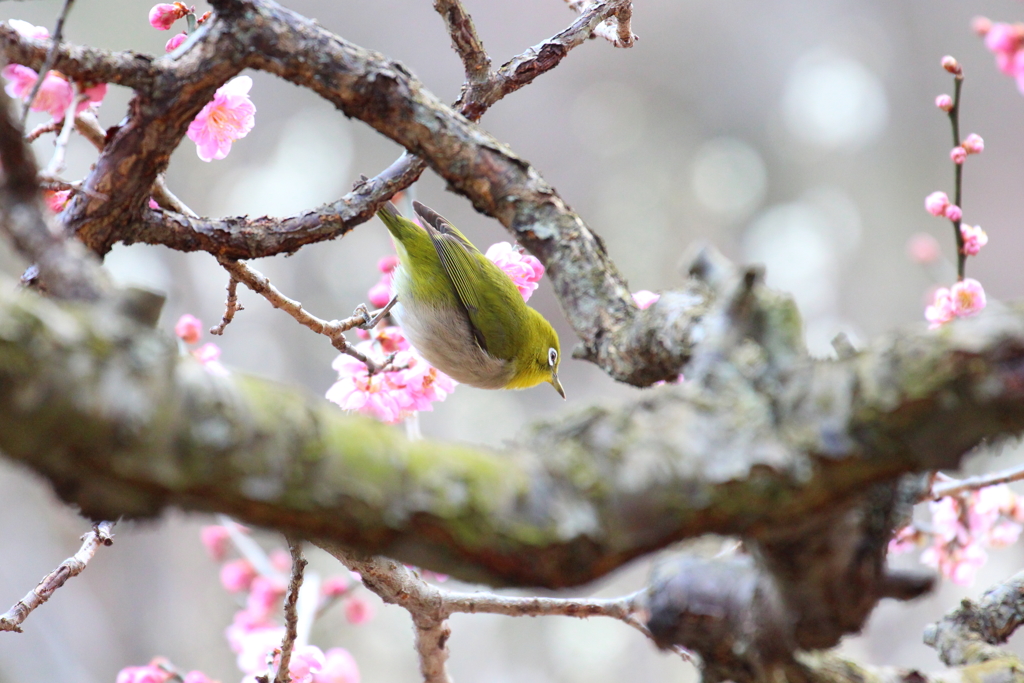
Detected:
[
  {"left": 924, "top": 191, "right": 950, "bottom": 217},
  {"left": 485, "top": 241, "right": 545, "bottom": 301},
  {"left": 8, "top": 19, "right": 50, "bottom": 40},
  {"left": 925, "top": 287, "right": 954, "bottom": 329},
  {"left": 285, "top": 646, "right": 326, "bottom": 683},
  {"left": 220, "top": 558, "right": 257, "bottom": 593},
  {"left": 225, "top": 607, "right": 277, "bottom": 655},
  {"left": 632, "top": 290, "right": 660, "bottom": 310},
  {"left": 165, "top": 32, "right": 188, "bottom": 52},
  {"left": 906, "top": 233, "right": 940, "bottom": 264},
  {"left": 935, "top": 94, "right": 953, "bottom": 112},
  {"left": 175, "top": 313, "right": 203, "bottom": 344},
  {"left": 367, "top": 255, "right": 399, "bottom": 308},
  {"left": 943, "top": 204, "right": 962, "bottom": 222},
  {"left": 950, "top": 278, "right": 986, "bottom": 317},
  {"left": 187, "top": 76, "right": 256, "bottom": 162},
  {"left": 344, "top": 595, "right": 374, "bottom": 625},
  {"left": 44, "top": 189, "right": 71, "bottom": 213},
  {"left": 149, "top": 3, "right": 188, "bottom": 30},
  {"left": 962, "top": 133, "right": 984, "bottom": 154},
  {"left": 246, "top": 576, "right": 287, "bottom": 622},
  {"left": 200, "top": 524, "right": 232, "bottom": 560},
  {"left": 232, "top": 623, "right": 285, "bottom": 675},
  {"left": 973, "top": 16, "right": 993, "bottom": 37},
  {"left": 950, "top": 146, "right": 967, "bottom": 164},
  {"left": 326, "top": 333, "right": 455, "bottom": 424},
  {"left": 314, "top": 648, "right": 361, "bottom": 683},
  {"left": 2, "top": 64, "right": 36, "bottom": 101},
  {"left": 960, "top": 224, "right": 988, "bottom": 256},
  {"left": 1, "top": 64, "right": 106, "bottom": 120}
]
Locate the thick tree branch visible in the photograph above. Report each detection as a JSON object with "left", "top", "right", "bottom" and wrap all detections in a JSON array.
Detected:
[
  {"left": 924, "top": 570, "right": 1024, "bottom": 667},
  {"left": 4, "top": 264, "right": 1024, "bottom": 588},
  {"left": 126, "top": 0, "right": 631, "bottom": 262},
  {"left": 0, "top": 24, "right": 164, "bottom": 91}
]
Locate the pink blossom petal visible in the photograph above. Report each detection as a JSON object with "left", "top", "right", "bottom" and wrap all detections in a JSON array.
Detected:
[
  {"left": 314, "top": 648, "right": 360, "bottom": 683},
  {"left": 950, "top": 278, "right": 986, "bottom": 317}
]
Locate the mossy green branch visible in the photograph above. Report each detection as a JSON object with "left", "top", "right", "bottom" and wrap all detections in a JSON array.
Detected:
[{"left": 4, "top": 282, "right": 1024, "bottom": 588}]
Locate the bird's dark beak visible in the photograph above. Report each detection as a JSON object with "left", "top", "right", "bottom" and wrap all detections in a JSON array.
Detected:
[{"left": 551, "top": 374, "right": 566, "bottom": 399}]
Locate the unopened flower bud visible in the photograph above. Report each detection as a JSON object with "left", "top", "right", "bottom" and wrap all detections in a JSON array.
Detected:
[
  {"left": 962, "top": 133, "right": 984, "bottom": 154},
  {"left": 950, "top": 146, "right": 967, "bottom": 164},
  {"left": 165, "top": 32, "right": 187, "bottom": 52},
  {"left": 972, "top": 16, "right": 993, "bottom": 37},
  {"left": 935, "top": 94, "right": 953, "bottom": 111},
  {"left": 944, "top": 204, "right": 962, "bottom": 222},
  {"left": 925, "top": 191, "right": 950, "bottom": 217},
  {"left": 941, "top": 55, "right": 962, "bottom": 74},
  {"left": 148, "top": 3, "right": 187, "bottom": 30}
]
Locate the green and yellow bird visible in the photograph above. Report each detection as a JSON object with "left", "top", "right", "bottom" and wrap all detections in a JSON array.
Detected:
[{"left": 377, "top": 201, "right": 564, "bottom": 398}]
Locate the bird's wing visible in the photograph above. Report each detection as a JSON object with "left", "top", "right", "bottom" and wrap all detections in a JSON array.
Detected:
[{"left": 414, "top": 201, "right": 524, "bottom": 361}]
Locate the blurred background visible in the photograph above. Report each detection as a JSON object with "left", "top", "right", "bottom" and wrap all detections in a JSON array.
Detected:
[{"left": 2, "top": 0, "right": 1024, "bottom": 681}]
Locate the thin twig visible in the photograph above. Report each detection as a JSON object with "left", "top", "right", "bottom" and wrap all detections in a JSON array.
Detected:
[
  {"left": 948, "top": 71, "right": 965, "bottom": 280},
  {"left": 20, "top": 0, "right": 76, "bottom": 126},
  {"left": 42, "top": 86, "right": 82, "bottom": 178},
  {"left": 931, "top": 463, "right": 1024, "bottom": 500},
  {"left": 152, "top": 175, "right": 198, "bottom": 217},
  {"left": 274, "top": 540, "right": 307, "bottom": 683},
  {"left": 217, "top": 258, "right": 379, "bottom": 370},
  {"left": 25, "top": 118, "right": 62, "bottom": 142},
  {"left": 72, "top": 110, "right": 106, "bottom": 150},
  {"left": 327, "top": 549, "right": 693, "bottom": 681},
  {"left": 37, "top": 176, "right": 108, "bottom": 201},
  {"left": 0, "top": 521, "right": 115, "bottom": 633},
  {"left": 563, "top": 0, "right": 636, "bottom": 48},
  {"left": 433, "top": 0, "right": 491, "bottom": 84},
  {"left": 210, "top": 276, "right": 242, "bottom": 335}
]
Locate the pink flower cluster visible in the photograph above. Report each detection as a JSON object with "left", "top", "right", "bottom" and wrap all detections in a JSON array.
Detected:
[
  {"left": 2, "top": 21, "right": 107, "bottom": 120},
  {"left": 924, "top": 279, "right": 986, "bottom": 329},
  {"left": 203, "top": 524, "right": 365, "bottom": 683},
  {"left": 326, "top": 328, "right": 456, "bottom": 424},
  {"left": 148, "top": 3, "right": 210, "bottom": 53},
  {"left": 921, "top": 59, "right": 989, "bottom": 329},
  {"left": 924, "top": 191, "right": 962, "bottom": 222},
  {"left": 116, "top": 658, "right": 214, "bottom": 683},
  {"left": 890, "top": 484, "right": 1024, "bottom": 586},
  {"left": 483, "top": 242, "right": 546, "bottom": 301},
  {"left": 174, "top": 314, "right": 229, "bottom": 376},
  {"left": 187, "top": 76, "right": 256, "bottom": 162},
  {"left": 974, "top": 17, "right": 1024, "bottom": 93}
]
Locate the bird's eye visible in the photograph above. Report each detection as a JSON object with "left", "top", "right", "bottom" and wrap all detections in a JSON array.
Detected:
[{"left": 548, "top": 348, "right": 558, "bottom": 366}]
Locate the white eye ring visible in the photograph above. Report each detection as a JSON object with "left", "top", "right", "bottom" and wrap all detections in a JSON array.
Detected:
[{"left": 548, "top": 348, "right": 558, "bottom": 366}]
